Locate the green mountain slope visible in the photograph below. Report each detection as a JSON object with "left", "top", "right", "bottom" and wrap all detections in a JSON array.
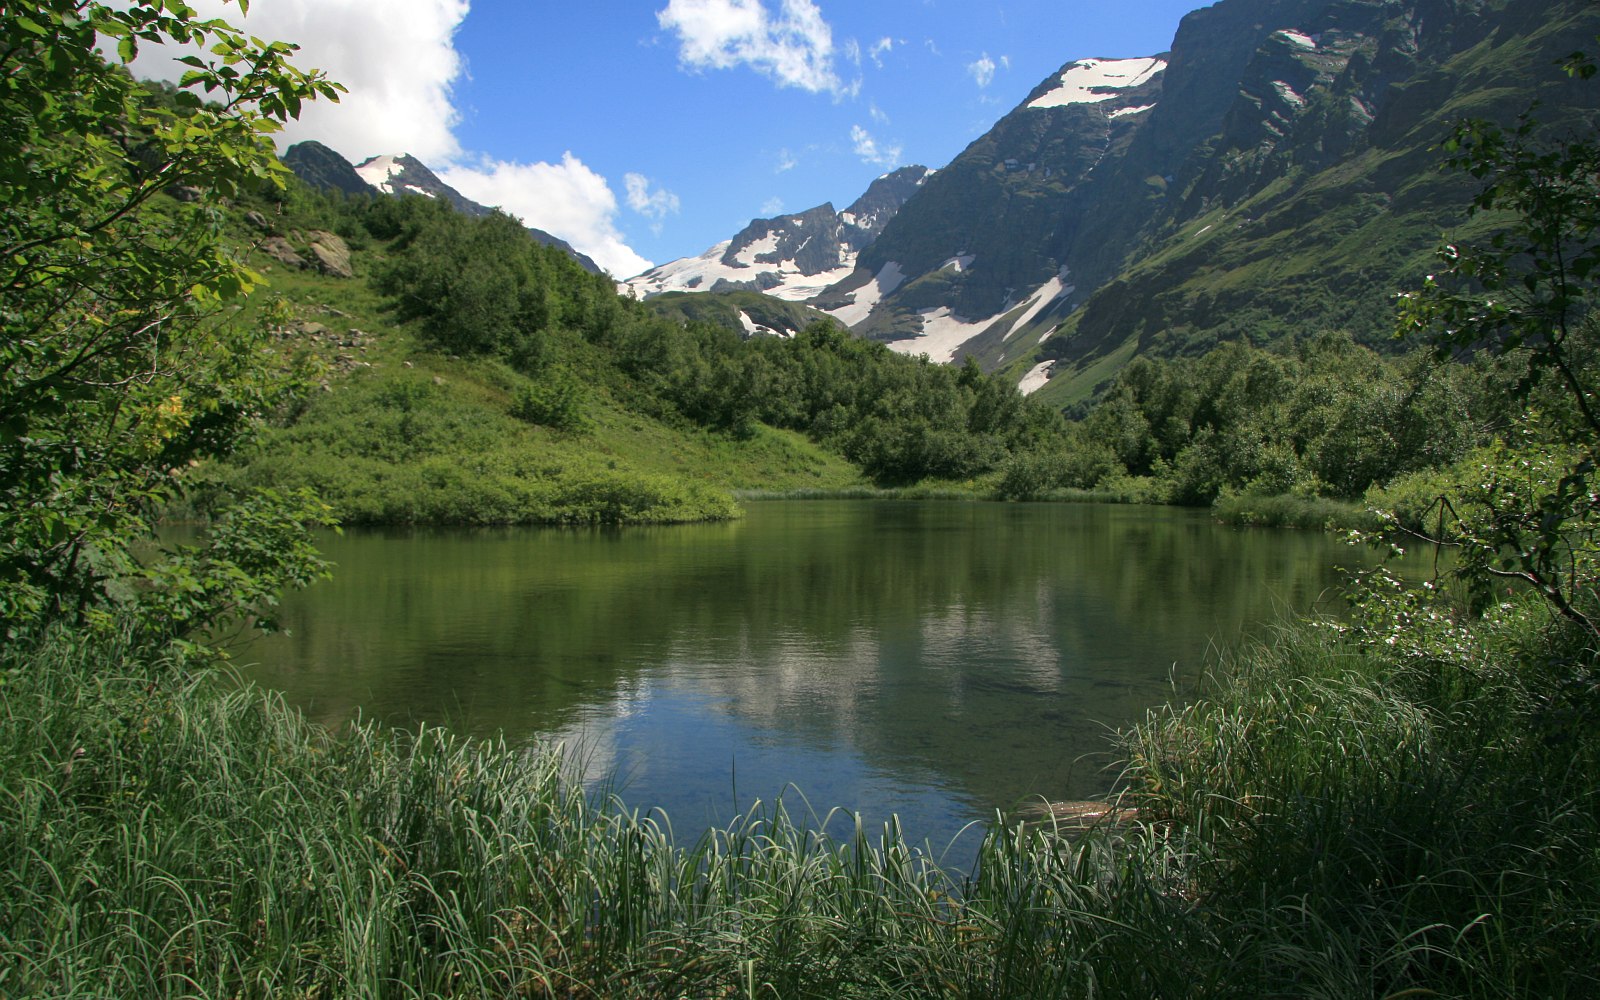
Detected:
[
  {"left": 197, "top": 197, "right": 858, "bottom": 524},
  {"left": 1025, "top": 0, "right": 1600, "bottom": 407},
  {"left": 641, "top": 290, "right": 833, "bottom": 339},
  {"left": 197, "top": 181, "right": 1061, "bottom": 524},
  {"left": 750, "top": 0, "right": 1600, "bottom": 409}
]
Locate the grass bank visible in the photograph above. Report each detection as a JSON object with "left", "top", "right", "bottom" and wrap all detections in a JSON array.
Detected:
[
  {"left": 4, "top": 596, "right": 1596, "bottom": 997},
  {"left": 734, "top": 483, "right": 986, "bottom": 501},
  {"left": 1210, "top": 492, "right": 1382, "bottom": 532}
]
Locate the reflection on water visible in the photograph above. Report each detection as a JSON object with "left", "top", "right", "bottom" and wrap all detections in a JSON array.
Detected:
[{"left": 242, "top": 501, "right": 1424, "bottom": 846}]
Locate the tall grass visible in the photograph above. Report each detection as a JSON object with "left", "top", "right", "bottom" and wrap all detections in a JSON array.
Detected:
[
  {"left": 734, "top": 485, "right": 982, "bottom": 501},
  {"left": 4, "top": 602, "right": 1597, "bottom": 997},
  {"left": 1123, "top": 605, "right": 1600, "bottom": 997},
  {"left": 1210, "top": 492, "right": 1381, "bottom": 531}
]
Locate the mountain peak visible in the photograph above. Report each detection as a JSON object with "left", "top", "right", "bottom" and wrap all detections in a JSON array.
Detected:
[
  {"left": 286, "top": 147, "right": 603, "bottom": 275},
  {"left": 353, "top": 153, "right": 476, "bottom": 211},
  {"left": 282, "top": 141, "right": 376, "bottom": 198},
  {"left": 624, "top": 168, "right": 930, "bottom": 299}
]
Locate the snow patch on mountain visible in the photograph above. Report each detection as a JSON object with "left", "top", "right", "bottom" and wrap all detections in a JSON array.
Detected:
[
  {"left": 1002, "top": 269, "right": 1075, "bottom": 341},
  {"left": 626, "top": 240, "right": 739, "bottom": 295},
  {"left": 738, "top": 311, "right": 783, "bottom": 337},
  {"left": 890, "top": 307, "right": 999, "bottom": 364},
  {"left": 1277, "top": 29, "right": 1317, "bottom": 49},
  {"left": 1109, "top": 103, "right": 1156, "bottom": 119},
  {"left": 626, "top": 165, "right": 929, "bottom": 307},
  {"left": 1028, "top": 57, "right": 1166, "bottom": 109},
  {"left": 623, "top": 242, "right": 857, "bottom": 301},
  {"left": 762, "top": 261, "right": 859, "bottom": 301},
  {"left": 733, "top": 233, "right": 781, "bottom": 266},
  {"left": 1019, "top": 361, "right": 1054, "bottom": 395},
  {"left": 355, "top": 153, "right": 408, "bottom": 194},
  {"left": 821, "top": 262, "right": 906, "bottom": 327}
]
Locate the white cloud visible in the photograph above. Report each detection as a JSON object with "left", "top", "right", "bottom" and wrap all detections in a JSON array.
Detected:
[
  {"left": 441, "top": 154, "right": 654, "bottom": 279},
  {"left": 776, "top": 148, "right": 800, "bottom": 172},
  {"left": 624, "top": 173, "right": 681, "bottom": 236},
  {"left": 128, "top": 0, "right": 657, "bottom": 279},
  {"left": 657, "top": 0, "right": 847, "bottom": 96},
  {"left": 624, "top": 173, "right": 682, "bottom": 220},
  {"left": 869, "top": 37, "right": 894, "bottom": 68},
  {"left": 868, "top": 101, "right": 890, "bottom": 124},
  {"left": 968, "top": 52, "right": 996, "bottom": 88},
  {"left": 761, "top": 196, "right": 786, "bottom": 215},
  {"left": 850, "top": 125, "right": 902, "bottom": 168},
  {"left": 129, "top": 0, "right": 470, "bottom": 164}
]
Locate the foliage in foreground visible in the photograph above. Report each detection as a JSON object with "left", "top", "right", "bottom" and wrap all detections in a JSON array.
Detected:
[
  {"left": 1126, "top": 592, "right": 1600, "bottom": 997},
  {"left": 4, "top": 595, "right": 1597, "bottom": 998},
  {"left": 0, "top": 1, "right": 340, "bottom": 637}
]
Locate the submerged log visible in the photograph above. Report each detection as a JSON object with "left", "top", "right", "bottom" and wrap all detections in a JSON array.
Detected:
[{"left": 1015, "top": 799, "right": 1140, "bottom": 834}]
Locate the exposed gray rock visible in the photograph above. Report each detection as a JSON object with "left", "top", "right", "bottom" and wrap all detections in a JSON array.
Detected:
[
  {"left": 284, "top": 140, "right": 378, "bottom": 198},
  {"left": 306, "top": 231, "right": 353, "bottom": 278},
  {"left": 258, "top": 237, "right": 306, "bottom": 269}
]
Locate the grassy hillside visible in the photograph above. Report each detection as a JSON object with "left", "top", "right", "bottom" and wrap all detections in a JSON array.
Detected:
[
  {"left": 192, "top": 191, "right": 911, "bottom": 524},
  {"left": 188, "top": 174, "right": 1077, "bottom": 526}
]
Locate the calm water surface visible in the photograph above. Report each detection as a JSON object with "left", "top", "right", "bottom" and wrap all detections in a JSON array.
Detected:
[{"left": 242, "top": 501, "right": 1419, "bottom": 847}]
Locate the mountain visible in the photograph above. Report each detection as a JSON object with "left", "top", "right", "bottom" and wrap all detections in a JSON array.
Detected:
[
  {"left": 626, "top": 0, "right": 1600, "bottom": 406},
  {"left": 353, "top": 152, "right": 493, "bottom": 217},
  {"left": 624, "top": 166, "right": 932, "bottom": 302},
  {"left": 860, "top": 0, "right": 1600, "bottom": 403},
  {"left": 642, "top": 289, "right": 835, "bottom": 339},
  {"left": 282, "top": 143, "right": 603, "bottom": 275},
  {"left": 352, "top": 153, "right": 604, "bottom": 274},
  {"left": 282, "top": 140, "right": 375, "bottom": 198},
  {"left": 831, "top": 55, "right": 1169, "bottom": 363}
]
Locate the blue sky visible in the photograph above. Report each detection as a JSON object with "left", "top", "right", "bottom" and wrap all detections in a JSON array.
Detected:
[{"left": 137, "top": 1, "right": 1204, "bottom": 276}]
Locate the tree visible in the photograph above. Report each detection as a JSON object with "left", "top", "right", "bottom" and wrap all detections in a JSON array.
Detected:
[
  {"left": 0, "top": 1, "right": 343, "bottom": 637},
  {"left": 375, "top": 206, "right": 558, "bottom": 369},
  {"left": 1393, "top": 54, "right": 1600, "bottom": 646}
]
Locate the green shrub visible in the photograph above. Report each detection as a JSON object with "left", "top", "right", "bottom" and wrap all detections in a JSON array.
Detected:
[
  {"left": 510, "top": 368, "right": 589, "bottom": 431},
  {"left": 1212, "top": 492, "right": 1380, "bottom": 531}
]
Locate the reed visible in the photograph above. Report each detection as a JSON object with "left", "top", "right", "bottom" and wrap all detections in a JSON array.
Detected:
[
  {"left": 733, "top": 485, "right": 982, "bottom": 501},
  {"left": 1210, "top": 492, "right": 1381, "bottom": 531}
]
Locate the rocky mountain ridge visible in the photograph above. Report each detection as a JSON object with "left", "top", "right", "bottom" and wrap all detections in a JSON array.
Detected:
[
  {"left": 624, "top": 166, "right": 933, "bottom": 302},
  {"left": 283, "top": 142, "right": 603, "bottom": 274},
  {"left": 629, "top": 0, "right": 1600, "bottom": 407}
]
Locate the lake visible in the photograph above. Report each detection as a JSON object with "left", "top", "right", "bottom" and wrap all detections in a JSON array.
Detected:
[{"left": 241, "top": 500, "right": 1422, "bottom": 848}]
